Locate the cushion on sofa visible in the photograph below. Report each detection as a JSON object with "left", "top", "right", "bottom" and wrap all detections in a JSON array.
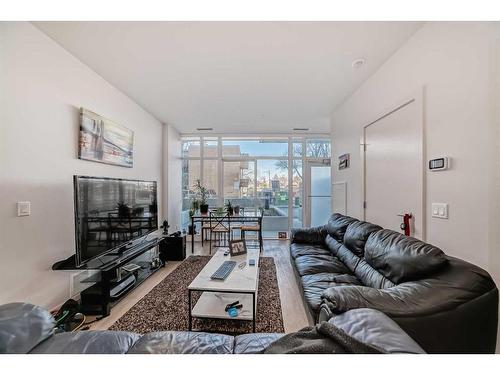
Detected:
[
  {"left": 324, "top": 234, "right": 344, "bottom": 256},
  {"left": 30, "top": 330, "right": 140, "bottom": 354},
  {"left": 233, "top": 333, "right": 285, "bottom": 354},
  {"left": 301, "top": 273, "right": 362, "bottom": 312},
  {"left": 0, "top": 302, "right": 56, "bottom": 354},
  {"left": 128, "top": 331, "right": 234, "bottom": 354},
  {"left": 294, "top": 254, "right": 351, "bottom": 276},
  {"left": 325, "top": 214, "right": 358, "bottom": 241},
  {"left": 290, "top": 226, "right": 327, "bottom": 245},
  {"left": 290, "top": 243, "right": 332, "bottom": 260},
  {"left": 330, "top": 308, "right": 425, "bottom": 354},
  {"left": 343, "top": 221, "right": 382, "bottom": 257},
  {"left": 334, "top": 244, "right": 362, "bottom": 273},
  {"left": 354, "top": 259, "right": 396, "bottom": 289},
  {"left": 365, "top": 229, "right": 447, "bottom": 284}
]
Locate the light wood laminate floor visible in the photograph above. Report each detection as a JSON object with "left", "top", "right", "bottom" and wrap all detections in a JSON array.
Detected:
[{"left": 90, "top": 240, "right": 309, "bottom": 333}]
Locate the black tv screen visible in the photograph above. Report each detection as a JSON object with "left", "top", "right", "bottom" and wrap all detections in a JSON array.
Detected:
[{"left": 74, "top": 176, "right": 158, "bottom": 267}]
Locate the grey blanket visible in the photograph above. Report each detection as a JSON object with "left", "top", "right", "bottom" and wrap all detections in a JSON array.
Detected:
[{"left": 263, "top": 321, "right": 382, "bottom": 354}]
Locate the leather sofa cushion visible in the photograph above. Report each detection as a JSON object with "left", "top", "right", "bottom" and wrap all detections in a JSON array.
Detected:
[
  {"left": 334, "top": 244, "right": 361, "bottom": 273},
  {"left": 31, "top": 331, "right": 140, "bottom": 354},
  {"left": 294, "top": 254, "right": 351, "bottom": 276},
  {"left": 301, "top": 273, "right": 362, "bottom": 312},
  {"left": 344, "top": 221, "right": 382, "bottom": 257},
  {"left": 0, "top": 302, "right": 55, "bottom": 354},
  {"left": 290, "top": 226, "right": 327, "bottom": 245},
  {"left": 365, "top": 229, "right": 447, "bottom": 284},
  {"left": 128, "top": 331, "right": 234, "bottom": 354},
  {"left": 290, "top": 243, "right": 332, "bottom": 259},
  {"left": 325, "top": 213, "right": 358, "bottom": 241},
  {"left": 233, "top": 333, "right": 284, "bottom": 354},
  {"left": 324, "top": 234, "right": 343, "bottom": 256},
  {"left": 355, "top": 259, "right": 395, "bottom": 289},
  {"left": 330, "top": 309, "right": 425, "bottom": 353}
]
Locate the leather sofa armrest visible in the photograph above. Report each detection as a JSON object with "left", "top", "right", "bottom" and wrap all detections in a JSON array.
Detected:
[
  {"left": 321, "top": 286, "right": 424, "bottom": 318},
  {"left": 290, "top": 225, "right": 327, "bottom": 245},
  {"left": 321, "top": 283, "right": 492, "bottom": 318}
]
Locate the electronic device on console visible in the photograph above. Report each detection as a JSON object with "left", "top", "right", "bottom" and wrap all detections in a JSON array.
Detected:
[
  {"left": 53, "top": 175, "right": 164, "bottom": 317},
  {"left": 73, "top": 175, "right": 159, "bottom": 267}
]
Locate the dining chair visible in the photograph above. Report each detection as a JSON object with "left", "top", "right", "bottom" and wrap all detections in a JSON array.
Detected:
[
  {"left": 209, "top": 212, "right": 231, "bottom": 255},
  {"left": 240, "top": 214, "right": 263, "bottom": 253}
]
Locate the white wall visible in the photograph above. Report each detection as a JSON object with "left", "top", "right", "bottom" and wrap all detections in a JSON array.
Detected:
[
  {"left": 0, "top": 22, "right": 163, "bottom": 309},
  {"left": 331, "top": 22, "right": 500, "bottom": 349},
  {"left": 331, "top": 22, "right": 499, "bottom": 274}
]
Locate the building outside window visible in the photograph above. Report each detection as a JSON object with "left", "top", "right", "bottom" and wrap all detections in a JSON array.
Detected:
[{"left": 181, "top": 136, "right": 331, "bottom": 238}]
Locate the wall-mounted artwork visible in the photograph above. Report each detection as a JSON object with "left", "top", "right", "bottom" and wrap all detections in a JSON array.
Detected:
[
  {"left": 78, "top": 108, "right": 134, "bottom": 168},
  {"left": 338, "top": 153, "right": 350, "bottom": 170}
]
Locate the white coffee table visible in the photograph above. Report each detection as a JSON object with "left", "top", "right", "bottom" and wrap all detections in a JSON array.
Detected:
[{"left": 188, "top": 248, "right": 260, "bottom": 332}]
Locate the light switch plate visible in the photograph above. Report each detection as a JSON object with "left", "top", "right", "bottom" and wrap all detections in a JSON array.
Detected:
[
  {"left": 17, "top": 201, "right": 31, "bottom": 216},
  {"left": 431, "top": 203, "right": 448, "bottom": 219}
]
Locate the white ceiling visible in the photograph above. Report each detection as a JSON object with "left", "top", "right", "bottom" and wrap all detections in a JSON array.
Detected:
[{"left": 34, "top": 22, "right": 422, "bottom": 134}]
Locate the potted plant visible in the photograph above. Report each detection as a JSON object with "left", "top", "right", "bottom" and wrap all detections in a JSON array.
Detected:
[
  {"left": 194, "top": 179, "right": 209, "bottom": 214},
  {"left": 117, "top": 202, "right": 131, "bottom": 218},
  {"left": 225, "top": 200, "right": 234, "bottom": 216},
  {"left": 214, "top": 206, "right": 225, "bottom": 216},
  {"left": 233, "top": 205, "right": 240, "bottom": 215}
]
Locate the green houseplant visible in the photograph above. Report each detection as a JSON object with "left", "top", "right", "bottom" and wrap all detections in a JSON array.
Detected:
[
  {"left": 194, "top": 179, "right": 209, "bottom": 214},
  {"left": 117, "top": 202, "right": 131, "bottom": 218}
]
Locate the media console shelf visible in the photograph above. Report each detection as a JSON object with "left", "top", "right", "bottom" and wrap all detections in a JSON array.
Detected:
[{"left": 53, "top": 236, "right": 167, "bottom": 316}]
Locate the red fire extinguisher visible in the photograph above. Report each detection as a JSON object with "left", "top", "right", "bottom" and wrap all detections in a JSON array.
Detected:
[{"left": 398, "top": 213, "right": 412, "bottom": 236}]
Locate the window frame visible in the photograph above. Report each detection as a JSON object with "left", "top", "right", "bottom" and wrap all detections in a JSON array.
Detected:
[{"left": 180, "top": 135, "right": 331, "bottom": 235}]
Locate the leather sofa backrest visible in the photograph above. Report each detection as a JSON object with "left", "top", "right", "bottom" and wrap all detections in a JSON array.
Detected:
[
  {"left": 344, "top": 221, "right": 382, "bottom": 257},
  {"left": 364, "top": 229, "right": 448, "bottom": 284},
  {"left": 325, "top": 234, "right": 344, "bottom": 257},
  {"left": 335, "top": 244, "right": 361, "bottom": 273},
  {"left": 326, "top": 213, "right": 358, "bottom": 241},
  {"left": 354, "top": 259, "right": 396, "bottom": 289},
  {"left": 325, "top": 216, "right": 393, "bottom": 288},
  {"left": 0, "top": 303, "right": 55, "bottom": 354}
]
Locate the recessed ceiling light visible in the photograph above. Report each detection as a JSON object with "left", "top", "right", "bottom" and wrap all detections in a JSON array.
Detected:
[
  {"left": 196, "top": 127, "right": 213, "bottom": 131},
  {"left": 293, "top": 127, "right": 309, "bottom": 131},
  {"left": 352, "top": 58, "right": 366, "bottom": 69}
]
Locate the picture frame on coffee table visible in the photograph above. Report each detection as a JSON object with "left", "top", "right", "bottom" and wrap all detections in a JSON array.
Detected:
[{"left": 229, "top": 239, "right": 247, "bottom": 256}]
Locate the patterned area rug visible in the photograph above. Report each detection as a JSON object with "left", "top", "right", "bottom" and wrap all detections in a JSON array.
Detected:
[{"left": 109, "top": 256, "right": 285, "bottom": 335}]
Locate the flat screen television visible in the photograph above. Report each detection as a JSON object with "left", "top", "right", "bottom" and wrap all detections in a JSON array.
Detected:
[{"left": 74, "top": 176, "right": 158, "bottom": 267}]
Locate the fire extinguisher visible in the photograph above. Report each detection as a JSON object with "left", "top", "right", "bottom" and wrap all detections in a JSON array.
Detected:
[{"left": 398, "top": 213, "right": 412, "bottom": 236}]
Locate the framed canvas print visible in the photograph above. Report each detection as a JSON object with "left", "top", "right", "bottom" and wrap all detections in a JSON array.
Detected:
[
  {"left": 229, "top": 239, "right": 247, "bottom": 256},
  {"left": 78, "top": 108, "right": 134, "bottom": 167},
  {"left": 338, "top": 153, "right": 350, "bottom": 170}
]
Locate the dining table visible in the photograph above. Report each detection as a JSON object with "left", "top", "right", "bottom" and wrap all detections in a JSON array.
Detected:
[{"left": 189, "top": 210, "right": 263, "bottom": 254}]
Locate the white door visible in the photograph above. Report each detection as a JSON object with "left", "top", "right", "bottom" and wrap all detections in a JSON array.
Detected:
[
  {"left": 305, "top": 161, "right": 332, "bottom": 227},
  {"left": 363, "top": 98, "right": 424, "bottom": 239}
]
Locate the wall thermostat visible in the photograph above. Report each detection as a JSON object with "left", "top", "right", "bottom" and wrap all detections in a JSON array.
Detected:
[{"left": 429, "top": 157, "right": 450, "bottom": 171}]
